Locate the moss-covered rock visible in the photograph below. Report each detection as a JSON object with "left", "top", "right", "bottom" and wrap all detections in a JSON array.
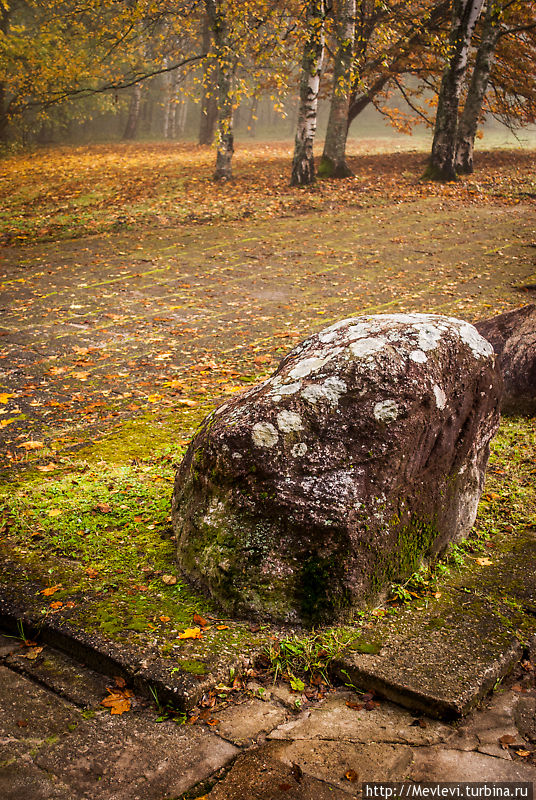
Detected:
[{"left": 172, "top": 314, "right": 501, "bottom": 626}]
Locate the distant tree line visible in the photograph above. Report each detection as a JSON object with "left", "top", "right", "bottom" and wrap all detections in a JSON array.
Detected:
[{"left": 1, "top": 0, "right": 535, "bottom": 182}]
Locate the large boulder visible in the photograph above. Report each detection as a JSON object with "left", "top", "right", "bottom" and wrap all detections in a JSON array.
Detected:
[
  {"left": 475, "top": 304, "right": 536, "bottom": 415},
  {"left": 172, "top": 314, "right": 501, "bottom": 626}
]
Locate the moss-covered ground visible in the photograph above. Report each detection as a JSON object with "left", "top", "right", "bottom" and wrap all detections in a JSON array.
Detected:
[{"left": 1, "top": 142, "right": 535, "bottom": 695}]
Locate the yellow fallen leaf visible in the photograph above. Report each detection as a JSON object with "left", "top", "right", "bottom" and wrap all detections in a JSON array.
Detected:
[
  {"left": 47, "top": 508, "right": 62, "bottom": 517},
  {"left": 475, "top": 557, "right": 493, "bottom": 566},
  {"left": 100, "top": 688, "right": 133, "bottom": 715},
  {"left": 41, "top": 584, "right": 62, "bottom": 596},
  {"left": 37, "top": 462, "right": 57, "bottom": 472},
  {"left": 0, "top": 418, "right": 17, "bottom": 429},
  {"left": 22, "top": 646, "right": 43, "bottom": 660},
  {"left": 178, "top": 627, "right": 203, "bottom": 640},
  {"left": 216, "top": 625, "right": 229, "bottom": 630},
  {"left": 18, "top": 440, "right": 44, "bottom": 450},
  {"left": 162, "top": 574, "right": 177, "bottom": 585},
  {"left": 159, "top": 615, "right": 171, "bottom": 623},
  {"left": 147, "top": 394, "right": 163, "bottom": 403},
  {"left": 0, "top": 393, "right": 14, "bottom": 403}
]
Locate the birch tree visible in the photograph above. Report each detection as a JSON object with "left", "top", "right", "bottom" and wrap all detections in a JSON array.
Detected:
[
  {"left": 290, "top": 0, "right": 326, "bottom": 186},
  {"left": 426, "top": 0, "right": 485, "bottom": 181},
  {"left": 455, "top": 0, "right": 502, "bottom": 174},
  {"left": 319, "top": 0, "right": 356, "bottom": 178}
]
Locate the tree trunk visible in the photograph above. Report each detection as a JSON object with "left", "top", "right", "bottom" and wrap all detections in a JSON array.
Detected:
[
  {"left": 290, "top": 0, "right": 326, "bottom": 186},
  {"left": 199, "top": 13, "right": 218, "bottom": 145},
  {"left": 426, "top": 0, "right": 485, "bottom": 181},
  {"left": 206, "top": 0, "right": 235, "bottom": 180},
  {"left": 456, "top": 1, "right": 502, "bottom": 174},
  {"left": 123, "top": 83, "right": 142, "bottom": 140},
  {"left": 319, "top": 0, "right": 356, "bottom": 178}
]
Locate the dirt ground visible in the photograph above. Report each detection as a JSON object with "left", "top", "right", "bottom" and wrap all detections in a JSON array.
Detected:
[{"left": 1, "top": 185, "right": 535, "bottom": 465}]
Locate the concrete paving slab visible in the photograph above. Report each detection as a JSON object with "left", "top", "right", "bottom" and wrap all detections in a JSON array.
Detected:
[
  {"left": 214, "top": 698, "right": 289, "bottom": 746},
  {"left": 6, "top": 643, "right": 111, "bottom": 708},
  {"left": 333, "top": 590, "right": 526, "bottom": 719},
  {"left": 0, "top": 633, "right": 20, "bottom": 658},
  {"left": 0, "top": 762, "right": 73, "bottom": 800},
  {"left": 409, "top": 747, "right": 536, "bottom": 782},
  {"left": 34, "top": 707, "right": 239, "bottom": 800},
  {"left": 268, "top": 738, "right": 413, "bottom": 789},
  {"left": 0, "top": 665, "right": 79, "bottom": 761},
  {"left": 200, "top": 742, "right": 355, "bottom": 800},
  {"left": 268, "top": 691, "right": 454, "bottom": 747}
]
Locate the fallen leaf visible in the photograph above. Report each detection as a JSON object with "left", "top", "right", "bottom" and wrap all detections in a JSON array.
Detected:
[
  {"left": 0, "top": 392, "right": 14, "bottom": 403},
  {"left": 18, "top": 440, "right": 44, "bottom": 450},
  {"left": 178, "top": 627, "right": 203, "bottom": 640},
  {"left": 100, "top": 687, "right": 133, "bottom": 715},
  {"left": 47, "top": 508, "right": 62, "bottom": 517},
  {"left": 36, "top": 462, "right": 57, "bottom": 472},
  {"left": 50, "top": 601, "right": 63, "bottom": 609},
  {"left": 346, "top": 701, "right": 364, "bottom": 710},
  {"left": 193, "top": 612, "right": 208, "bottom": 627},
  {"left": 93, "top": 502, "right": 111, "bottom": 513},
  {"left": 16, "top": 719, "right": 28, "bottom": 727},
  {"left": 114, "top": 676, "right": 127, "bottom": 688},
  {"left": 175, "top": 398, "right": 198, "bottom": 407},
  {"left": 475, "top": 557, "right": 493, "bottom": 566},
  {"left": 516, "top": 750, "right": 532, "bottom": 757},
  {"left": 344, "top": 769, "right": 359, "bottom": 782},
  {"left": 162, "top": 574, "right": 177, "bottom": 585},
  {"left": 85, "top": 567, "right": 99, "bottom": 578},
  {"left": 22, "top": 646, "right": 43, "bottom": 660},
  {"left": 216, "top": 625, "right": 229, "bottom": 630},
  {"left": 159, "top": 615, "right": 171, "bottom": 623},
  {"left": 499, "top": 734, "right": 517, "bottom": 747},
  {"left": 41, "top": 584, "right": 62, "bottom": 596}
]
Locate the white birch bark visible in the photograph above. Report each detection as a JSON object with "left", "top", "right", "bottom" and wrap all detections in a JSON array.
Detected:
[
  {"left": 205, "top": 0, "right": 234, "bottom": 180},
  {"left": 320, "top": 0, "right": 356, "bottom": 178},
  {"left": 456, "top": 0, "right": 502, "bottom": 173},
  {"left": 290, "top": 0, "right": 325, "bottom": 186},
  {"left": 427, "top": 0, "right": 485, "bottom": 180}
]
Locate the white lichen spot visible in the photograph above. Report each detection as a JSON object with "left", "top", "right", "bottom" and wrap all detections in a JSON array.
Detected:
[
  {"left": 276, "top": 410, "right": 304, "bottom": 433},
  {"left": 231, "top": 452, "right": 243, "bottom": 460},
  {"left": 291, "top": 442, "right": 307, "bottom": 457},
  {"left": 409, "top": 350, "right": 427, "bottom": 363},
  {"left": 288, "top": 356, "right": 331, "bottom": 380},
  {"left": 373, "top": 399, "right": 399, "bottom": 423},
  {"left": 349, "top": 337, "right": 387, "bottom": 358},
  {"left": 277, "top": 381, "right": 302, "bottom": 396},
  {"left": 416, "top": 323, "right": 443, "bottom": 352},
  {"left": 252, "top": 421, "right": 279, "bottom": 448},
  {"left": 433, "top": 384, "right": 447, "bottom": 410},
  {"left": 457, "top": 322, "right": 494, "bottom": 359},
  {"left": 302, "top": 377, "right": 347, "bottom": 407}
]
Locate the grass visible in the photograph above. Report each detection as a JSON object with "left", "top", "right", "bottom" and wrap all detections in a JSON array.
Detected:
[{"left": 2, "top": 410, "right": 533, "bottom": 686}]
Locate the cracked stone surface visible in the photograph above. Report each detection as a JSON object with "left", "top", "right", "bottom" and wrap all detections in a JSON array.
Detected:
[
  {"left": 268, "top": 691, "right": 453, "bottom": 746},
  {"left": 214, "top": 697, "right": 289, "bottom": 746}
]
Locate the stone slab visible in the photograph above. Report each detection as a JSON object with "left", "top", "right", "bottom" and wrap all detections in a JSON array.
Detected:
[
  {"left": 268, "top": 691, "right": 454, "bottom": 746},
  {"left": 214, "top": 698, "right": 289, "bottom": 746},
  {"left": 330, "top": 524, "right": 536, "bottom": 721},
  {"left": 6, "top": 643, "right": 111, "bottom": 708},
  {"left": 0, "top": 665, "right": 79, "bottom": 761},
  {"left": 35, "top": 708, "right": 239, "bottom": 800},
  {"left": 409, "top": 748, "right": 536, "bottom": 782},
  {"left": 0, "top": 763, "right": 74, "bottom": 800},
  {"left": 202, "top": 742, "right": 356, "bottom": 800}
]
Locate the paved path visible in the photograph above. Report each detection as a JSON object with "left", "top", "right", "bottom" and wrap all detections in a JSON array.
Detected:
[{"left": 1, "top": 633, "right": 535, "bottom": 799}]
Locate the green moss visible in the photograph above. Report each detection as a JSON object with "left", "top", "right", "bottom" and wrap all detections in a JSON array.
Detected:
[{"left": 174, "top": 659, "right": 207, "bottom": 675}]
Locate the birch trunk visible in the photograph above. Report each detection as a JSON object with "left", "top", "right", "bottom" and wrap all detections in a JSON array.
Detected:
[
  {"left": 290, "top": 0, "right": 325, "bottom": 186},
  {"left": 199, "top": 14, "right": 218, "bottom": 145},
  {"left": 426, "top": 0, "right": 485, "bottom": 181},
  {"left": 206, "top": 0, "right": 234, "bottom": 180},
  {"left": 456, "top": 1, "right": 501, "bottom": 174},
  {"left": 319, "top": 0, "right": 356, "bottom": 178}
]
